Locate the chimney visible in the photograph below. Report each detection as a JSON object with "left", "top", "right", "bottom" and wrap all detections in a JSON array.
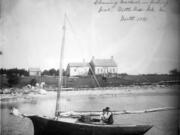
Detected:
[{"left": 111, "top": 56, "right": 114, "bottom": 59}]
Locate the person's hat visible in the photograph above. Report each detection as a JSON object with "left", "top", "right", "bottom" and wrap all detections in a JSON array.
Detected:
[{"left": 105, "top": 107, "right": 110, "bottom": 110}]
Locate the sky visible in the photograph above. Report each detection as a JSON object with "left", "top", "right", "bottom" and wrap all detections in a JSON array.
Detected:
[{"left": 0, "top": 0, "right": 179, "bottom": 74}]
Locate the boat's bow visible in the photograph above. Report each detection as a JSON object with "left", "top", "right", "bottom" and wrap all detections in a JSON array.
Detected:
[{"left": 10, "top": 107, "right": 153, "bottom": 135}]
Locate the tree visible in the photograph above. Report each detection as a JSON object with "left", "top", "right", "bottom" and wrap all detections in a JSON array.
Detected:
[
  {"left": 7, "top": 73, "right": 20, "bottom": 87},
  {"left": 169, "top": 69, "right": 180, "bottom": 75},
  {"left": 42, "top": 68, "right": 65, "bottom": 76},
  {"left": 49, "top": 68, "right": 57, "bottom": 76},
  {"left": 42, "top": 70, "right": 49, "bottom": 75},
  {"left": 18, "top": 69, "right": 29, "bottom": 76},
  {"left": 1, "top": 68, "right": 29, "bottom": 76},
  {"left": 57, "top": 69, "right": 66, "bottom": 76},
  {"left": 0, "top": 68, "right": 7, "bottom": 74}
]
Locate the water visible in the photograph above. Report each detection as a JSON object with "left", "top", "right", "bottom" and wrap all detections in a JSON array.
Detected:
[{"left": 1, "top": 87, "right": 179, "bottom": 135}]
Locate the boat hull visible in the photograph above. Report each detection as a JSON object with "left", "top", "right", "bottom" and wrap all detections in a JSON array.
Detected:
[{"left": 28, "top": 115, "right": 152, "bottom": 135}]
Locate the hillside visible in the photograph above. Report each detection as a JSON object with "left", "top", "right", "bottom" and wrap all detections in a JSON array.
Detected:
[{"left": 1, "top": 74, "right": 179, "bottom": 89}]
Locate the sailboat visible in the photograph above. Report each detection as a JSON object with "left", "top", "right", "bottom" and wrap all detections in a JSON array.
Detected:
[{"left": 11, "top": 15, "right": 153, "bottom": 135}]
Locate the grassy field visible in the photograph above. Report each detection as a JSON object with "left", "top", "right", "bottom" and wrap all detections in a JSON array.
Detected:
[{"left": 1, "top": 74, "right": 179, "bottom": 89}]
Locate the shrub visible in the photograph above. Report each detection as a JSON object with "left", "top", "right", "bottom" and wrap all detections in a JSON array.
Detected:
[
  {"left": 7, "top": 73, "right": 20, "bottom": 87},
  {"left": 30, "top": 78, "right": 37, "bottom": 86}
]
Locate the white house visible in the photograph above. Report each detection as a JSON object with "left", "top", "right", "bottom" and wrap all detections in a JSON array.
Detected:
[
  {"left": 28, "top": 68, "right": 41, "bottom": 76},
  {"left": 89, "top": 56, "right": 118, "bottom": 75},
  {"left": 66, "top": 62, "right": 90, "bottom": 76}
]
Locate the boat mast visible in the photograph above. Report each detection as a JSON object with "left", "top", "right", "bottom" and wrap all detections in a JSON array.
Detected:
[{"left": 55, "top": 14, "right": 66, "bottom": 117}]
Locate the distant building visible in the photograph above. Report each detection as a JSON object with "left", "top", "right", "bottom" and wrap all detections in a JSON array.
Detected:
[
  {"left": 89, "top": 56, "right": 118, "bottom": 75},
  {"left": 66, "top": 62, "right": 90, "bottom": 76},
  {"left": 28, "top": 68, "right": 41, "bottom": 76}
]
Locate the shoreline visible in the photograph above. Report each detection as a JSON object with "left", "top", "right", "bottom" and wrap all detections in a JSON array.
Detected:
[{"left": 1, "top": 85, "right": 179, "bottom": 102}]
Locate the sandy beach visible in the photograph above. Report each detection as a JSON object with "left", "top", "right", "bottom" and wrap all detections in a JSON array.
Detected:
[{"left": 1, "top": 85, "right": 179, "bottom": 102}]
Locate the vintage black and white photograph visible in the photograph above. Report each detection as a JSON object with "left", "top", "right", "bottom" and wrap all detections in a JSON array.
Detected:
[{"left": 0, "top": 0, "right": 179, "bottom": 135}]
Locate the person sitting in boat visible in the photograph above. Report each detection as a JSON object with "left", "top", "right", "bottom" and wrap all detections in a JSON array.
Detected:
[{"left": 100, "top": 107, "right": 114, "bottom": 124}]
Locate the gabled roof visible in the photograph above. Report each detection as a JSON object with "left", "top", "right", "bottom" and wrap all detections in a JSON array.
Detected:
[
  {"left": 68, "top": 62, "right": 89, "bottom": 67},
  {"left": 91, "top": 59, "right": 117, "bottom": 67}
]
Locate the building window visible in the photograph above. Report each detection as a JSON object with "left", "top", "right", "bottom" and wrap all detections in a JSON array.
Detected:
[{"left": 113, "top": 68, "right": 115, "bottom": 73}]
